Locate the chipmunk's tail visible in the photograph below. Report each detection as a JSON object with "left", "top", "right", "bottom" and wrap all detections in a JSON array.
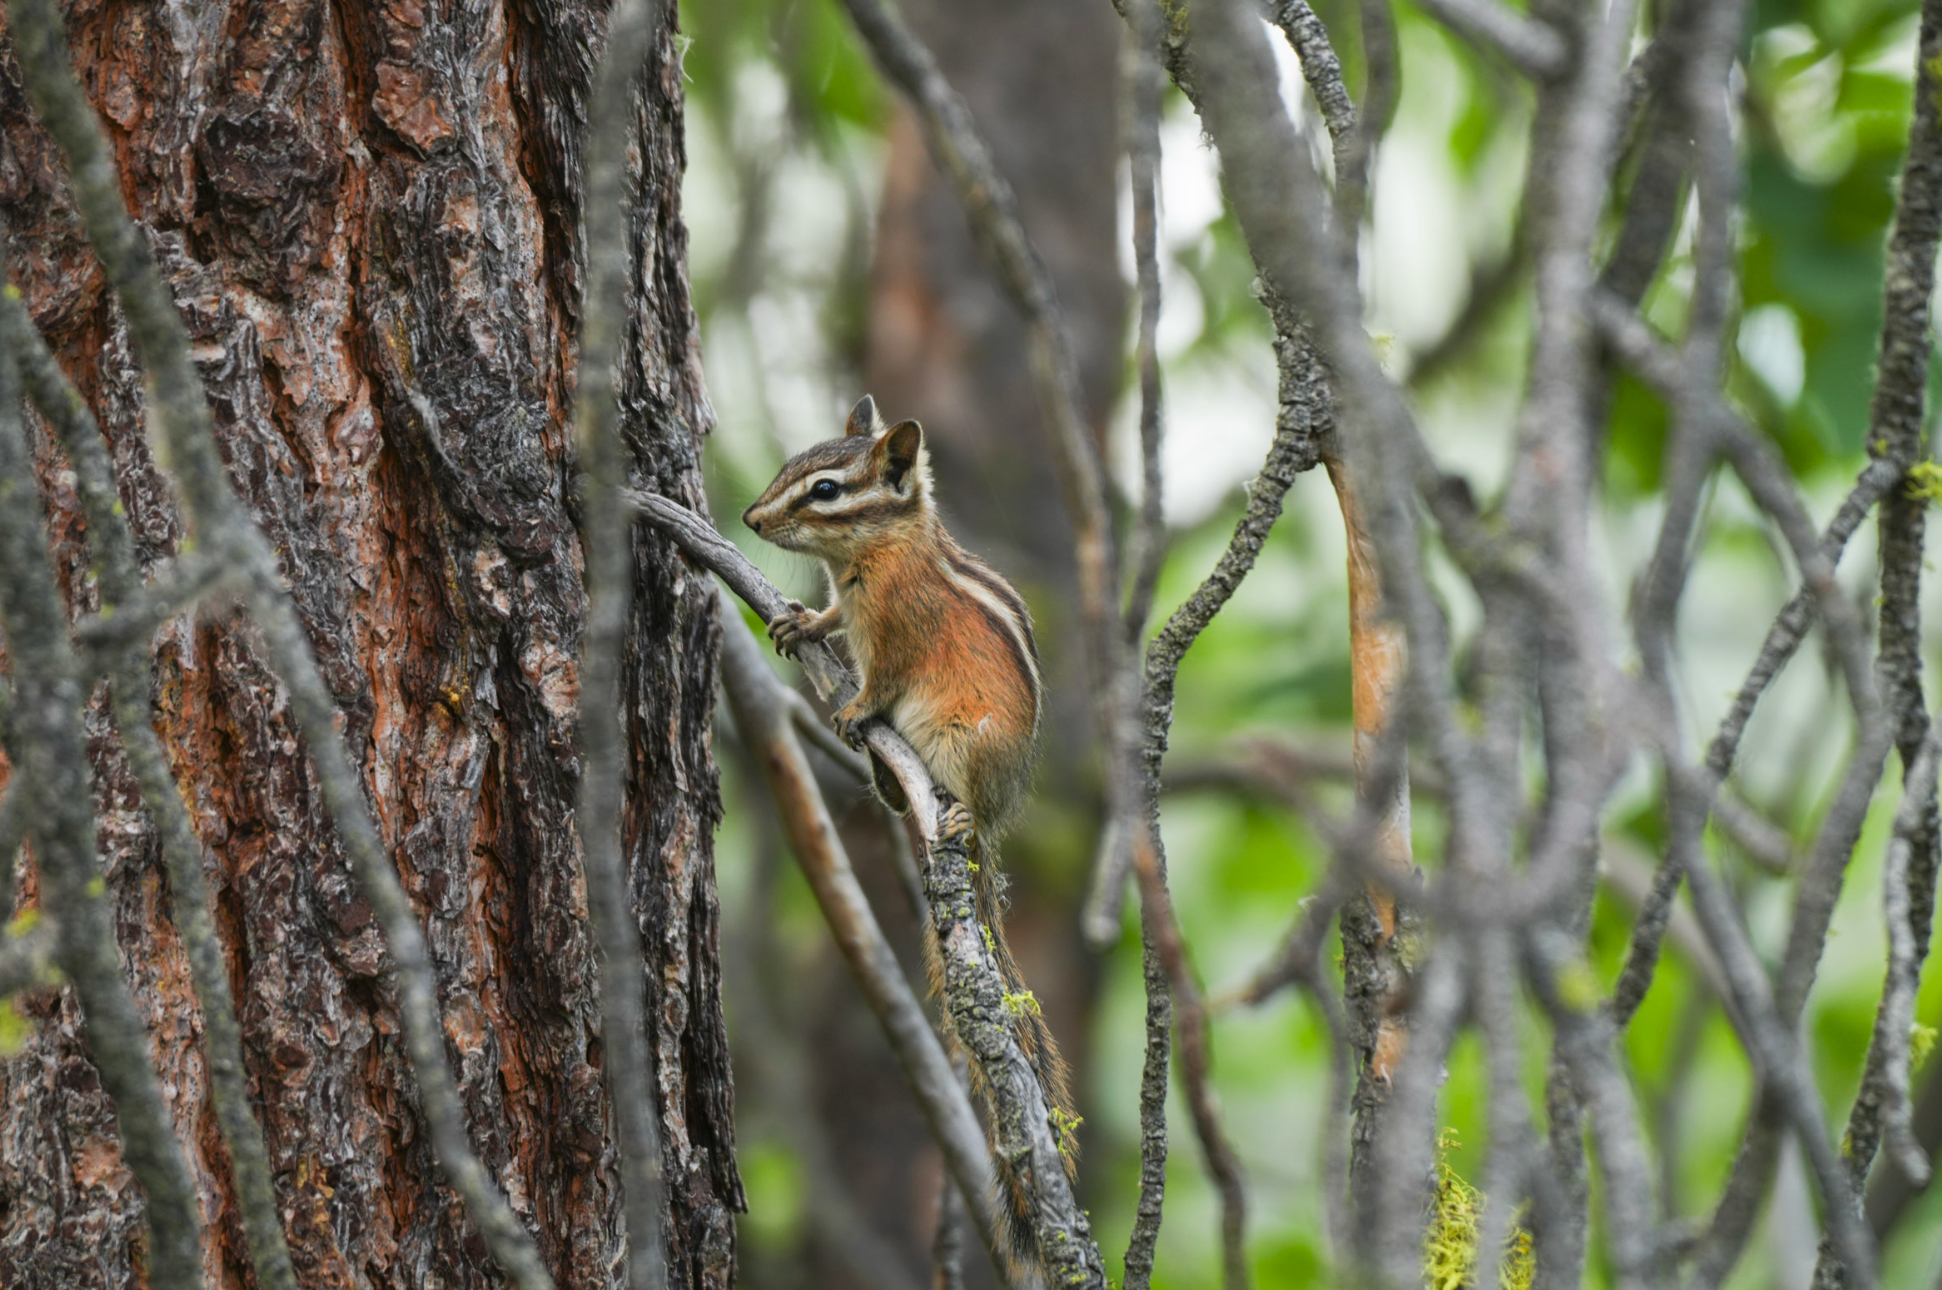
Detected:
[{"left": 963, "top": 834, "right": 1079, "bottom": 1272}]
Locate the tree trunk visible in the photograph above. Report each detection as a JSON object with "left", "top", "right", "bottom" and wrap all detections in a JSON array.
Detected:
[{"left": 0, "top": 1, "right": 738, "bottom": 1286}]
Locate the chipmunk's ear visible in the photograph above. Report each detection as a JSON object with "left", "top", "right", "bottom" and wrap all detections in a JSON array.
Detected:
[
  {"left": 878, "top": 419, "right": 924, "bottom": 489},
  {"left": 845, "top": 394, "right": 881, "bottom": 438}
]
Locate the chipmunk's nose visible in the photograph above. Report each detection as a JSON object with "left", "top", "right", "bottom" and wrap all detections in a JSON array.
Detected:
[{"left": 742, "top": 505, "right": 762, "bottom": 534}]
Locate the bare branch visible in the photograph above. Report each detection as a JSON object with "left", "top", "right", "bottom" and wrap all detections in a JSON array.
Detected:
[
  {"left": 1353, "top": 0, "right": 1400, "bottom": 237},
  {"left": 1526, "top": 930, "right": 1665, "bottom": 1289},
  {"left": 1708, "top": 790, "right": 1795, "bottom": 877},
  {"left": 1123, "top": 0, "right": 1168, "bottom": 641},
  {"left": 1810, "top": 10, "right": 1942, "bottom": 1283},
  {"left": 1872, "top": 714, "right": 1942, "bottom": 1185},
  {"left": 1133, "top": 838, "right": 1250, "bottom": 1290},
  {"left": 1263, "top": 0, "right": 1363, "bottom": 221},
  {"left": 1118, "top": 5, "right": 1175, "bottom": 1285},
  {"left": 573, "top": 5, "right": 674, "bottom": 1286},
  {"left": 933, "top": 1162, "right": 968, "bottom": 1290},
  {"left": 1410, "top": 0, "right": 1571, "bottom": 80},
  {"left": 1673, "top": 801, "right": 1878, "bottom": 1285},
  {"left": 70, "top": 550, "right": 237, "bottom": 660},
  {"left": 1083, "top": 388, "right": 1323, "bottom": 943}
]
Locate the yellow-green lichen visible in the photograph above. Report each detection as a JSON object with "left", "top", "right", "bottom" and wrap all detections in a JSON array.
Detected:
[
  {"left": 1050, "top": 1106, "right": 1084, "bottom": 1142},
  {"left": 1003, "top": 990, "right": 1042, "bottom": 1016},
  {"left": 0, "top": 999, "right": 30, "bottom": 1057},
  {"left": 1554, "top": 955, "right": 1603, "bottom": 1015},
  {"left": 1424, "top": 1130, "right": 1535, "bottom": 1290},
  {"left": 1906, "top": 461, "right": 1942, "bottom": 503},
  {"left": 1914, "top": 1022, "right": 1937, "bottom": 1074}
]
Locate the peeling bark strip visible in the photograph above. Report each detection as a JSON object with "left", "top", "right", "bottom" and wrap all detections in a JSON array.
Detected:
[{"left": 0, "top": 0, "right": 735, "bottom": 1285}]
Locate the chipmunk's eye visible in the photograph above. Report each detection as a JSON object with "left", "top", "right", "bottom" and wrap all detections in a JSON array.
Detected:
[{"left": 810, "top": 479, "right": 841, "bottom": 500}]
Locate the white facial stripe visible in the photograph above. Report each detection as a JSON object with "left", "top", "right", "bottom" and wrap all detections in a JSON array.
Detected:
[{"left": 787, "top": 472, "right": 857, "bottom": 505}]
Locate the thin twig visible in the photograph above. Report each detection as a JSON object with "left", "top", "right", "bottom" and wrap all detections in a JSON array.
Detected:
[
  {"left": 1263, "top": 0, "right": 1362, "bottom": 222},
  {"left": 1811, "top": 10, "right": 1942, "bottom": 1285},
  {"left": 1132, "top": 837, "right": 1250, "bottom": 1290},
  {"left": 1870, "top": 712, "right": 1942, "bottom": 1185},
  {"left": 933, "top": 1158, "right": 967, "bottom": 1290},
  {"left": 1672, "top": 791, "right": 1879, "bottom": 1286},
  {"left": 573, "top": 6, "right": 673, "bottom": 1287},
  {"left": 1525, "top": 928, "right": 1665, "bottom": 1290},
  {"left": 1475, "top": 934, "right": 1538, "bottom": 1290},
  {"left": 1353, "top": 0, "right": 1399, "bottom": 246},
  {"left": 70, "top": 550, "right": 237, "bottom": 661},
  {"left": 1123, "top": 0, "right": 1168, "bottom": 641},
  {"left": 1119, "top": 4, "right": 1175, "bottom": 1286},
  {"left": 1083, "top": 394, "right": 1322, "bottom": 942}
]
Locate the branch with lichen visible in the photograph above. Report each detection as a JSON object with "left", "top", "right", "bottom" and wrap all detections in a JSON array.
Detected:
[
  {"left": 629, "top": 490, "right": 1108, "bottom": 1286},
  {"left": 715, "top": 593, "right": 1014, "bottom": 1284}
]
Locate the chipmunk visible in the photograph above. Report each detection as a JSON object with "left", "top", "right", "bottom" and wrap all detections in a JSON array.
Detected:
[{"left": 742, "top": 394, "right": 1075, "bottom": 1263}]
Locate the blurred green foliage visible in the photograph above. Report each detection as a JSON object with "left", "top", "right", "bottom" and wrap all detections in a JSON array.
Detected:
[{"left": 679, "top": 0, "right": 1942, "bottom": 1284}]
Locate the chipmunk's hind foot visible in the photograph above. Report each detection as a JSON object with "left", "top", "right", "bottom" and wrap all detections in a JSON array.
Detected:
[{"left": 937, "top": 800, "right": 977, "bottom": 849}]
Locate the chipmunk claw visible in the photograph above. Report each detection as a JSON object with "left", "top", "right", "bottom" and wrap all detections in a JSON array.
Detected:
[
  {"left": 831, "top": 700, "right": 872, "bottom": 750},
  {"left": 936, "top": 801, "right": 977, "bottom": 849},
  {"left": 767, "top": 601, "right": 818, "bottom": 659}
]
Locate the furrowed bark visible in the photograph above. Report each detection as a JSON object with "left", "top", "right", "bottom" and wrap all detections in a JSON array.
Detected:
[{"left": 0, "top": 0, "right": 737, "bottom": 1281}]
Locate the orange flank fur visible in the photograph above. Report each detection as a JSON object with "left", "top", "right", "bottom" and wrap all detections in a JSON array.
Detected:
[{"left": 838, "top": 533, "right": 1039, "bottom": 836}]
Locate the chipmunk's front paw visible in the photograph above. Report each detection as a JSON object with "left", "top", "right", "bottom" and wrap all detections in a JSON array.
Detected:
[
  {"left": 768, "top": 601, "right": 828, "bottom": 659},
  {"left": 831, "top": 699, "right": 873, "bottom": 750},
  {"left": 937, "top": 801, "right": 977, "bottom": 849}
]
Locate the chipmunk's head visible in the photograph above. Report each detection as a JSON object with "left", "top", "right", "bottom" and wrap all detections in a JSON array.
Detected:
[{"left": 742, "top": 395, "right": 933, "bottom": 558}]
